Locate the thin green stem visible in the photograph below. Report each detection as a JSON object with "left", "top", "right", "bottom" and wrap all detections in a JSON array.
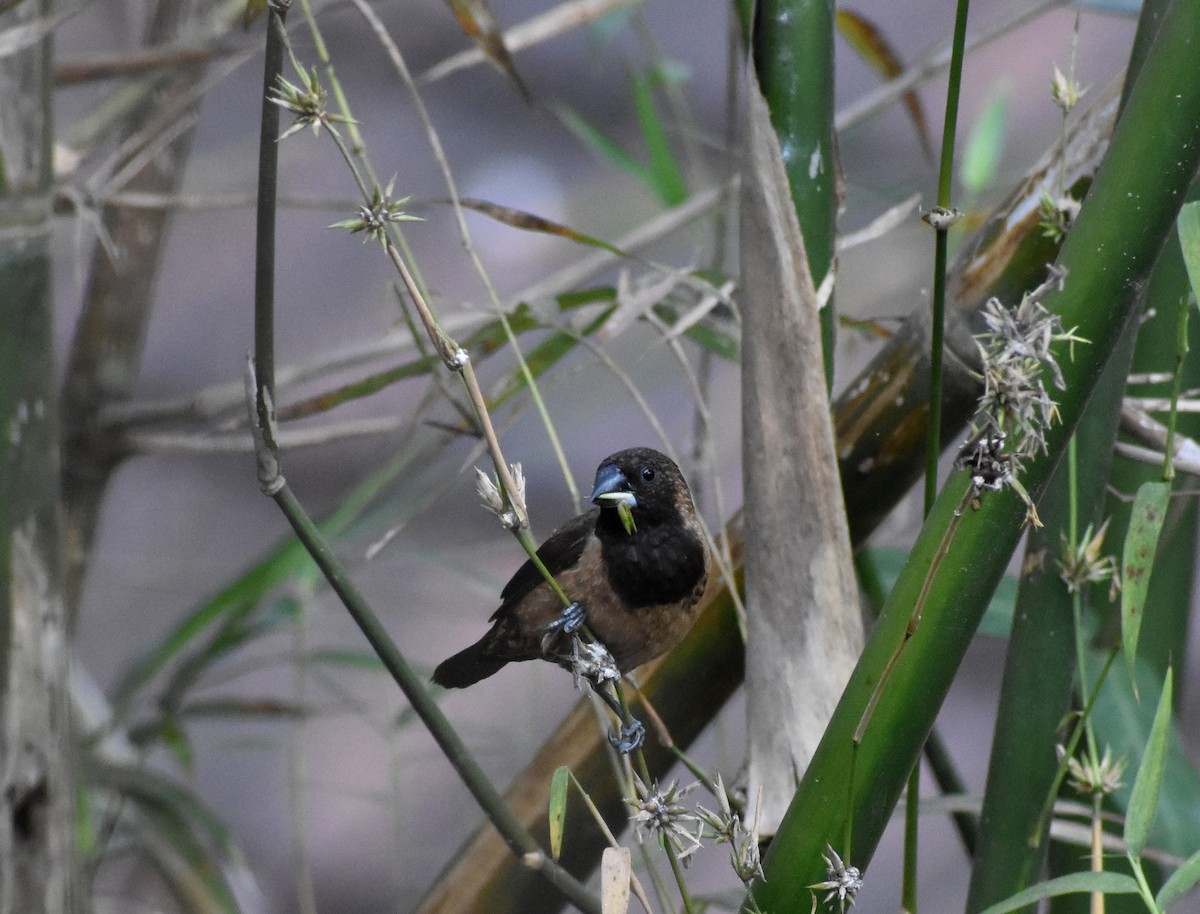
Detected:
[
  {"left": 1029, "top": 648, "right": 1117, "bottom": 851},
  {"left": 1127, "top": 856, "right": 1163, "bottom": 914},
  {"left": 248, "top": 13, "right": 600, "bottom": 910},
  {"left": 269, "top": 486, "right": 602, "bottom": 914},
  {"left": 936, "top": 0, "right": 972, "bottom": 208},
  {"left": 253, "top": 7, "right": 286, "bottom": 441},
  {"left": 664, "top": 841, "right": 697, "bottom": 914},
  {"left": 911, "top": 4, "right": 972, "bottom": 908},
  {"left": 925, "top": 230, "right": 947, "bottom": 510}
]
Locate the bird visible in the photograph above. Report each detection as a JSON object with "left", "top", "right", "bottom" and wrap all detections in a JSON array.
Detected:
[{"left": 432, "top": 447, "right": 710, "bottom": 745}]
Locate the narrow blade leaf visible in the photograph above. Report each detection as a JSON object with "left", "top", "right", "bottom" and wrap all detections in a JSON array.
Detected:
[
  {"left": 454, "top": 197, "right": 626, "bottom": 255},
  {"left": 1124, "top": 666, "right": 1174, "bottom": 859},
  {"left": 1156, "top": 843, "right": 1200, "bottom": 910},
  {"left": 443, "top": 0, "right": 528, "bottom": 96},
  {"left": 976, "top": 871, "right": 1140, "bottom": 914},
  {"left": 1178, "top": 200, "right": 1200, "bottom": 300},
  {"left": 630, "top": 70, "right": 687, "bottom": 206},
  {"left": 1121, "top": 481, "right": 1170, "bottom": 690},
  {"left": 548, "top": 765, "right": 570, "bottom": 860},
  {"left": 835, "top": 9, "right": 933, "bottom": 159}
]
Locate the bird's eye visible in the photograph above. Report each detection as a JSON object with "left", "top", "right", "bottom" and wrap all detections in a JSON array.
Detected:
[{"left": 640, "top": 466, "right": 655, "bottom": 482}]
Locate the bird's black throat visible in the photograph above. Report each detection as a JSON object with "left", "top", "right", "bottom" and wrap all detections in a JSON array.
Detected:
[{"left": 595, "top": 508, "right": 706, "bottom": 608}]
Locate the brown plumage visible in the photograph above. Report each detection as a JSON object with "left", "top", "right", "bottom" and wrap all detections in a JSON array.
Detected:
[{"left": 432, "top": 448, "right": 710, "bottom": 690}]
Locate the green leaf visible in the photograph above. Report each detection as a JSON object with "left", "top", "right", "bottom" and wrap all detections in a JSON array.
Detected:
[
  {"left": 1157, "top": 843, "right": 1200, "bottom": 910},
  {"left": 549, "top": 766, "right": 570, "bottom": 860},
  {"left": 308, "top": 649, "right": 386, "bottom": 671},
  {"left": 158, "top": 720, "right": 194, "bottom": 770},
  {"left": 111, "top": 547, "right": 310, "bottom": 718},
  {"left": 1178, "top": 200, "right": 1200, "bottom": 301},
  {"left": 630, "top": 69, "right": 688, "bottom": 207},
  {"left": 91, "top": 761, "right": 246, "bottom": 914},
  {"left": 556, "top": 105, "right": 652, "bottom": 188},
  {"left": 962, "top": 85, "right": 1010, "bottom": 197},
  {"left": 976, "top": 871, "right": 1140, "bottom": 914},
  {"left": 1124, "top": 666, "right": 1173, "bottom": 859},
  {"left": 1091, "top": 650, "right": 1200, "bottom": 857},
  {"left": 1121, "top": 481, "right": 1171, "bottom": 690},
  {"left": 487, "top": 304, "right": 614, "bottom": 410}
]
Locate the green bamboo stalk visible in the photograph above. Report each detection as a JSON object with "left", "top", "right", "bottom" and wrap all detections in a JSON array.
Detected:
[
  {"left": 750, "top": 0, "right": 837, "bottom": 385},
  {"left": 743, "top": 1, "right": 1200, "bottom": 909}
]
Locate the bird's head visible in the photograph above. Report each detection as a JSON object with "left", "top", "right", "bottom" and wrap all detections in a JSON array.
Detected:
[{"left": 590, "top": 447, "right": 694, "bottom": 532}]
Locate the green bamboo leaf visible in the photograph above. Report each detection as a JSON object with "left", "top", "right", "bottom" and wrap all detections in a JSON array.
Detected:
[
  {"left": 1121, "top": 481, "right": 1170, "bottom": 689},
  {"left": 1178, "top": 200, "right": 1200, "bottom": 299},
  {"left": 1156, "top": 843, "right": 1200, "bottom": 909},
  {"left": 976, "top": 871, "right": 1140, "bottom": 914},
  {"left": 681, "top": 322, "right": 739, "bottom": 361},
  {"left": 549, "top": 766, "right": 570, "bottom": 860},
  {"left": 630, "top": 69, "right": 688, "bottom": 207},
  {"left": 962, "top": 86, "right": 1009, "bottom": 197},
  {"left": 1124, "top": 666, "right": 1174, "bottom": 858},
  {"left": 91, "top": 762, "right": 245, "bottom": 913},
  {"left": 158, "top": 720, "right": 194, "bottom": 770},
  {"left": 1091, "top": 650, "right": 1200, "bottom": 856},
  {"left": 556, "top": 105, "right": 652, "bottom": 188},
  {"left": 557, "top": 286, "right": 617, "bottom": 311},
  {"left": 487, "top": 305, "right": 614, "bottom": 410},
  {"left": 112, "top": 548, "right": 310, "bottom": 716},
  {"left": 308, "top": 649, "right": 386, "bottom": 671}
]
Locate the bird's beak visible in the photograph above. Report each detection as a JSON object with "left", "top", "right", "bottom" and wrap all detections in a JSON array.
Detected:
[{"left": 591, "top": 464, "right": 637, "bottom": 508}]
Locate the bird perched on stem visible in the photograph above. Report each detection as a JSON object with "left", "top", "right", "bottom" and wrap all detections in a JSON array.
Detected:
[{"left": 433, "top": 447, "right": 710, "bottom": 751}]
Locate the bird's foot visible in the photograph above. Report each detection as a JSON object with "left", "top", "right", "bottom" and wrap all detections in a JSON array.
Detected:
[
  {"left": 545, "top": 601, "right": 586, "bottom": 635},
  {"left": 608, "top": 718, "right": 646, "bottom": 754}
]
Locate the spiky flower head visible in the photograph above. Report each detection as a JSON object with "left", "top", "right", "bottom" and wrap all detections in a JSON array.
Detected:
[
  {"left": 1064, "top": 745, "right": 1126, "bottom": 798},
  {"left": 1058, "top": 519, "right": 1120, "bottom": 598},
  {"left": 330, "top": 178, "right": 421, "bottom": 247},
  {"left": 809, "top": 844, "right": 863, "bottom": 911},
  {"left": 627, "top": 776, "right": 703, "bottom": 865}
]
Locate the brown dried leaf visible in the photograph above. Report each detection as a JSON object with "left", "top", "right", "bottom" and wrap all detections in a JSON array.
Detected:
[
  {"left": 454, "top": 197, "right": 625, "bottom": 255},
  {"left": 444, "top": 0, "right": 529, "bottom": 97},
  {"left": 836, "top": 8, "right": 933, "bottom": 160},
  {"left": 600, "top": 847, "right": 631, "bottom": 914}
]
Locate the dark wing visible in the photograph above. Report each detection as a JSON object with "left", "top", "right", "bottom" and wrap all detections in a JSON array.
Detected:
[{"left": 492, "top": 507, "right": 600, "bottom": 618}]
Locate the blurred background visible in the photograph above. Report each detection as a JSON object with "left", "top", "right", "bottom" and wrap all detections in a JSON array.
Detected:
[{"left": 44, "top": 0, "right": 1194, "bottom": 911}]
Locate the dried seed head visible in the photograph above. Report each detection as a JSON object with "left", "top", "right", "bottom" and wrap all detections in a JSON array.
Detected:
[
  {"left": 330, "top": 183, "right": 421, "bottom": 246},
  {"left": 958, "top": 267, "right": 1085, "bottom": 522},
  {"left": 1063, "top": 746, "right": 1126, "bottom": 798},
  {"left": 627, "top": 776, "right": 703, "bottom": 865},
  {"left": 810, "top": 844, "right": 863, "bottom": 910},
  {"left": 271, "top": 68, "right": 330, "bottom": 140},
  {"left": 1051, "top": 64, "right": 1089, "bottom": 113},
  {"left": 565, "top": 637, "right": 619, "bottom": 690},
  {"left": 473, "top": 462, "right": 524, "bottom": 531},
  {"left": 1058, "top": 520, "right": 1120, "bottom": 597}
]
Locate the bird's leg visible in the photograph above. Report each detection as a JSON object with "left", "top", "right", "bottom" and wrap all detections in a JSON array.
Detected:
[
  {"left": 544, "top": 601, "right": 586, "bottom": 635},
  {"left": 562, "top": 630, "right": 644, "bottom": 753},
  {"left": 593, "top": 679, "right": 645, "bottom": 754}
]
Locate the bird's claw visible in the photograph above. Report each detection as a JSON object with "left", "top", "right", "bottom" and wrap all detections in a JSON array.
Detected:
[
  {"left": 545, "top": 601, "right": 586, "bottom": 635},
  {"left": 608, "top": 718, "right": 645, "bottom": 754}
]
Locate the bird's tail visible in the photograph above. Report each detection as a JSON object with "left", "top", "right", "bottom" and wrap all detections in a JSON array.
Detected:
[{"left": 432, "top": 640, "right": 509, "bottom": 689}]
